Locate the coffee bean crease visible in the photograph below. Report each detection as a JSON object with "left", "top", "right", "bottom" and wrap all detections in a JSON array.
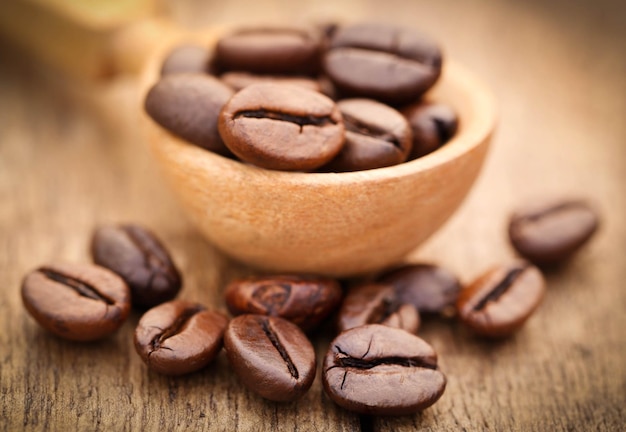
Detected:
[
  {"left": 234, "top": 109, "right": 337, "bottom": 128},
  {"left": 149, "top": 304, "right": 205, "bottom": 353},
  {"left": 342, "top": 112, "right": 401, "bottom": 148},
  {"left": 261, "top": 318, "right": 299, "bottom": 379},
  {"left": 40, "top": 268, "right": 115, "bottom": 305},
  {"left": 472, "top": 266, "right": 527, "bottom": 311}
]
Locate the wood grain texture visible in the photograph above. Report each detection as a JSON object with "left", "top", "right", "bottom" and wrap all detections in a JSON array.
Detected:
[{"left": 1, "top": 0, "right": 625, "bottom": 430}]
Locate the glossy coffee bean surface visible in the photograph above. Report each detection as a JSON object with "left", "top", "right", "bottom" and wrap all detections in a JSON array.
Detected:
[
  {"left": 321, "top": 98, "right": 412, "bottom": 172},
  {"left": 215, "top": 27, "right": 320, "bottom": 74},
  {"left": 218, "top": 83, "right": 345, "bottom": 171},
  {"left": 21, "top": 262, "right": 131, "bottom": 341},
  {"left": 323, "top": 324, "right": 446, "bottom": 415},
  {"left": 160, "top": 44, "right": 213, "bottom": 76},
  {"left": 509, "top": 199, "right": 599, "bottom": 265},
  {"left": 324, "top": 22, "right": 442, "bottom": 104},
  {"left": 401, "top": 101, "right": 458, "bottom": 159},
  {"left": 457, "top": 261, "right": 545, "bottom": 337},
  {"left": 92, "top": 224, "right": 182, "bottom": 309},
  {"left": 223, "top": 315, "right": 316, "bottom": 401},
  {"left": 337, "top": 283, "right": 419, "bottom": 334},
  {"left": 225, "top": 275, "right": 342, "bottom": 331},
  {"left": 378, "top": 263, "right": 461, "bottom": 316},
  {"left": 134, "top": 300, "right": 228, "bottom": 375},
  {"left": 145, "top": 73, "right": 234, "bottom": 156}
]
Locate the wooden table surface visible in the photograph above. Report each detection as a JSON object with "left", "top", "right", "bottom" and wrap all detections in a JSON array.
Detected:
[{"left": 1, "top": 0, "right": 625, "bottom": 430}]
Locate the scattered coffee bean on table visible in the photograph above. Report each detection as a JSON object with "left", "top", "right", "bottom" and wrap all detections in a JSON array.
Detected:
[
  {"left": 508, "top": 198, "right": 600, "bottom": 265},
  {"left": 320, "top": 98, "right": 413, "bottom": 172},
  {"left": 92, "top": 224, "right": 182, "bottom": 309},
  {"left": 218, "top": 83, "right": 345, "bottom": 171},
  {"left": 134, "top": 300, "right": 228, "bottom": 376},
  {"left": 224, "top": 275, "right": 342, "bottom": 331},
  {"left": 457, "top": 261, "right": 545, "bottom": 337},
  {"left": 223, "top": 314, "right": 316, "bottom": 402},
  {"left": 21, "top": 262, "right": 131, "bottom": 341},
  {"left": 323, "top": 324, "right": 446, "bottom": 415},
  {"left": 378, "top": 263, "right": 461, "bottom": 317},
  {"left": 145, "top": 73, "right": 234, "bottom": 156},
  {"left": 337, "top": 283, "right": 420, "bottom": 334}
]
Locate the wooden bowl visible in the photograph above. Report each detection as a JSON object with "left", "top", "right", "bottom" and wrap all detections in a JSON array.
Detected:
[{"left": 140, "top": 33, "right": 497, "bottom": 277}]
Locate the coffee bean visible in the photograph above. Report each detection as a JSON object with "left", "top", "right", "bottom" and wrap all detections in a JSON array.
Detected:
[
  {"left": 323, "top": 22, "right": 442, "bottom": 105},
  {"left": 322, "top": 324, "right": 446, "bottom": 415},
  {"left": 91, "top": 224, "right": 182, "bottom": 309},
  {"left": 337, "top": 283, "right": 420, "bottom": 334},
  {"left": 321, "top": 98, "right": 413, "bottom": 172},
  {"left": 160, "top": 44, "right": 213, "bottom": 76},
  {"left": 218, "top": 83, "right": 345, "bottom": 171},
  {"left": 378, "top": 263, "right": 461, "bottom": 317},
  {"left": 215, "top": 27, "right": 321, "bottom": 74},
  {"left": 508, "top": 199, "right": 600, "bottom": 265},
  {"left": 145, "top": 73, "right": 234, "bottom": 156},
  {"left": 134, "top": 300, "right": 228, "bottom": 375},
  {"left": 223, "top": 315, "right": 316, "bottom": 401},
  {"left": 21, "top": 262, "right": 130, "bottom": 341},
  {"left": 220, "top": 71, "right": 322, "bottom": 93},
  {"left": 401, "top": 101, "right": 458, "bottom": 159},
  {"left": 457, "top": 261, "right": 545, "bottom": 337},
  {"left": 224, "top": 275, "right": 342, "bottom": 331}
]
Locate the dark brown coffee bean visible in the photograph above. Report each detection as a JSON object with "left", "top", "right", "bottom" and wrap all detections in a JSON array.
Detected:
[
  {"left": 337, "top": 283, "right": 420, "bottom": 334},
  {"left": 220, "top": 71, "right": 322, "bottom": 93},
  {"left": 378, "top": 263, "right": 461, "bottom": 317},
  {"left": 160, "top": 44, "right": 213, "bottom": 76},
  {"left": 223, "top": 315, "right": 316, "bottom": 402},
  {"left": 218, "top": 83, "right": 345, "bottom": 171},
  {"left": 224, "top": 275, "right": 342, "bottom": 331},
  {"left": 401, "top": 101, "right": 458, "bottom": 159},
  {"left": 508, "top": 199, "right": 600, "bottom": 265},
  {"left": 321, "top": 98, "right": 412, "bottom": 172},
  {"left": 145, "top": 73, "right": 234, "bottom": 156},
  {"left": 323, "top": 22, "right": 442, "bottom": 105},
  {"left": 457, "top": 261, "right": 545, "bottom": 337},
  {"left": 91, "top": 224, "right": 182, "bottom": 309},
  {"left": 134, "top": 300, "right": 228, "bottom": 375},
  {"left": 322, "top": 324, "right": 446, "bottom": 415},
  {"left": 215, "top": 27, "right": 321, "bottom": 74},
  {"left": 21, "top": 262, "right": 130, "bottom": 341}
]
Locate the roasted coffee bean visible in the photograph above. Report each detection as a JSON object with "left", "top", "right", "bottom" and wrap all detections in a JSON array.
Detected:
[
  {"left": 21, "top": 262, "right": 130, "bottom": 341},
  {"left": 91, "top": 224, "right": 182, "bottom": 309},
  {"left": 220, "top": 71, "right": 322, "bottom": 93},
  {"left": 401, "top": 101, "right": 458, "bottom": 159},
  {"left": 215, "top": 27, "right": 320, "bottom": 74},
  {"left": 508, "top": 199, "right": 600, "bottom": 265},
  {"left": 145, "top": 73, "right": 234, "bottom": 156},
  {"left": 378, "top": 263, "right": 461, "bottom": 316},
  {"left": 323, "top": 22, "right": 442, "bottom": 105},
  {"left": 218, "top": 83, "right": 345, "bottom": 171},
  {"left": 323, "top": 324, "right": 446, "bottom": 415},
  {"left": 337, "top": 283, "right": 419, "bottom": 334},
  {"left": 160, "top": 44, "right": 213, "bottom": 76},
  {"left": 321, "top": 98, "right": 412, "bottom": 172},
  {"left": 457, "top": 261, "right": 545, "bottom": 337},
  {"left": 134, "top": 300, "right": 228, "bottom": 375},
  {"left": 224, "top": 275, "right": 342, "bottom": 331},
  {"left": 223, "top": 315, "right": 316, "bottom": 402}
]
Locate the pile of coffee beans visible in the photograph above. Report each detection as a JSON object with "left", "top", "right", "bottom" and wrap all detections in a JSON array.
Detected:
[
  {"left": 20, "top": 196, "right": 599, "bottom": 415},
  {"left": 145, "top": 22, "right": 459, "bottom": 172}
]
